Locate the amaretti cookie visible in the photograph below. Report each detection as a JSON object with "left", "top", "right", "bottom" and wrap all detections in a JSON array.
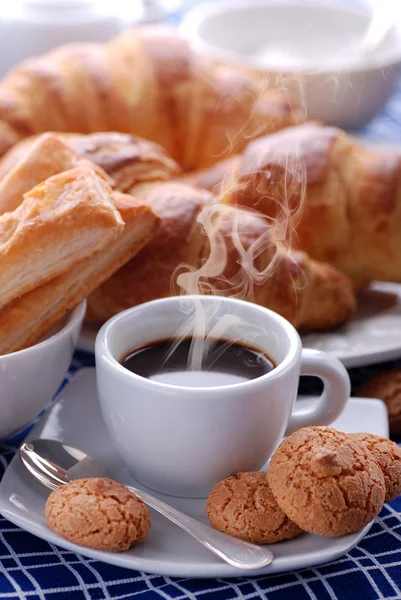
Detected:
[
  {"left": 206, "top": 471, "right": 303, "bottom": 544},
  {"left": 46, "top": 478, "right": 151, "bottom": 552},
  {"left": 351, "top": 433, "right": 401, "bottom": 502},
  {"left": 268, "top": 426, "right": 386, "bottom": 537}
]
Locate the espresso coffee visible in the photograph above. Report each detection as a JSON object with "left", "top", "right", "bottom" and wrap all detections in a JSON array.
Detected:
[{"left": 121, "top": 337, "right": 275, "bottom": 387}]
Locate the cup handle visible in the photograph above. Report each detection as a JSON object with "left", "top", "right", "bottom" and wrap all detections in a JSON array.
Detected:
[{"left": 285, "top": 349, "right": 350, "bottom": 436}]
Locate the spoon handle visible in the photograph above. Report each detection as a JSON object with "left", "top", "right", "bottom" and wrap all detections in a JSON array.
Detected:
[{"left": 127, "top": 485, "right": 273, "bottom": 570}]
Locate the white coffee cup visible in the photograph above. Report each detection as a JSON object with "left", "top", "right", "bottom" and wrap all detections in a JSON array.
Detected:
[{"left": 95, "top": 295, "right": 350, "bottom": 498}]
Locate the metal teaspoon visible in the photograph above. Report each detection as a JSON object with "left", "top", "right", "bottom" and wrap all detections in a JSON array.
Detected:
[{"left": 19, "top": 439, "right": 274, "bottom": 570}]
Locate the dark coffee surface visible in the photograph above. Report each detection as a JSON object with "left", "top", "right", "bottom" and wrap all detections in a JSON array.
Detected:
[{"left": 121, "top": 337, "right": 275, "bottom": 386}]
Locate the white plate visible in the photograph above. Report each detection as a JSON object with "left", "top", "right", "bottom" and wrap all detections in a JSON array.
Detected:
[
  {"left": 0, "top": 368, "right": 389, "bottom": 578},
  {"left": 78, "top": 282, "right": 401, "bottom": 368},
  {"left": 302, "top": 282, "right": 401, "bottom": 368}
]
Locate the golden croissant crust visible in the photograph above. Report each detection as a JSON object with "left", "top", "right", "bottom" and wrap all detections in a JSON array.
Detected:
[
  {"left": 86, "top": 181, "right": 356, "bottom": 329},
  {"left": 189, "top": 122, "right": 401, "bottom": 288},
  {"left": 0, "top": 27, "right": 302, "bottom": 170}
]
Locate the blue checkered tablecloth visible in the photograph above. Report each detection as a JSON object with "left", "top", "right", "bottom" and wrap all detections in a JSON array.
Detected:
[{"left": 2, "top": 1, "right": 401, "bottom": 598}]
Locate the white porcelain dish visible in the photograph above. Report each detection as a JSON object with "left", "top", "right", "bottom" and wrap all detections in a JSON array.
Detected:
[
  {"left": 0, "top": 0, "right": 142, "bottom": 78},
  {"left": 180, "top": 0, "right": 401, "bottom": 128},
  {"left": 0, "top": 300, "right": 86, "bottom": 440},
  {"left": 0, "top": 368, "right": 389, "bottom": 578},
  {"left": 302, "top": 282, "right": 401, "bottom": 369},
  {"left": 78, "top": 282, "right": 401, "bottom": 368}
]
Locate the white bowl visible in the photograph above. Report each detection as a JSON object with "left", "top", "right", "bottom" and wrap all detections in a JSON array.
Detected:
[
  {"left": 0, "top": 300, "right": 86, "bottom": 440},
  {"left": 0, "top": 0, "right": 142, "bottom": 78},
  {"left": 181, "top": 0, "right": 401, "bottom": 128}
]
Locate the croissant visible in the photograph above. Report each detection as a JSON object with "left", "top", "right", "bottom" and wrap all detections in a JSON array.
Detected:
[
  {"left": 86, "top": 180, "right": 356, "bottom": 330},
  {"left": 0, "top": 27, "right": 301, "bottom": 170},
  {"left": 188, "top": 122, "right": 401, "bottom": 288}
]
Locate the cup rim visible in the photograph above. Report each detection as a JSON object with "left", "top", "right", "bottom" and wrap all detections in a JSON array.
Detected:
[
  {"left": 96, "top": 296, "right": 302, "bottom": 393},
  {"left": 0, "top": 299, "right": 87, "bottom": 360}
]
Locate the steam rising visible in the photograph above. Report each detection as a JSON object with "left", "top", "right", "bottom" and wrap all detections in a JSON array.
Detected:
[{"left": 174, "top": 77, "right": 308, "bottom": 372}]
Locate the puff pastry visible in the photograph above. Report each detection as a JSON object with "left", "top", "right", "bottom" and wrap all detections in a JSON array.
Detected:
[
  {"left": 0, "top": 166, "right": 123, "bottom": 308},
  {"left": 0, "top": 192, "right": 157, "bottom": 354},
  {"left": 0, "top": 133, "right": 110, "bottom": 215}
]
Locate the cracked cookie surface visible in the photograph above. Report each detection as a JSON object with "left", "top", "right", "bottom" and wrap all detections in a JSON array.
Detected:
[
  {"left": 357, "top": 369, "right": 401, "bottom": 436},
  {"left": 268, "top": 427, "right": 386, "bottom": 537},
  {"left": 206, "top": 471, "right": 303, "bottom": 544},
  {"left": 45, "top": 478, "right": 151, "bottom": 551},
  {"left": 351, "top": 433, "right": 401, "bottom": 503}
]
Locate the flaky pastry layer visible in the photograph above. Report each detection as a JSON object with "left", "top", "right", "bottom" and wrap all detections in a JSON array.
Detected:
[
  {"left": 0, "top": 192, "right": 157, "bottom": 354},
  {"left": 0, "top": 133, "right": 110, "bottom": 215},
  {"left": 0, "top": 165, "right": 123, "bottom": 308}
]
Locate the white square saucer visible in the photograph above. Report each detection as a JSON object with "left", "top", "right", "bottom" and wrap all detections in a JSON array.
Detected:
[{"left": 0, "top": 368, "right": 389, "bottom": 578}]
